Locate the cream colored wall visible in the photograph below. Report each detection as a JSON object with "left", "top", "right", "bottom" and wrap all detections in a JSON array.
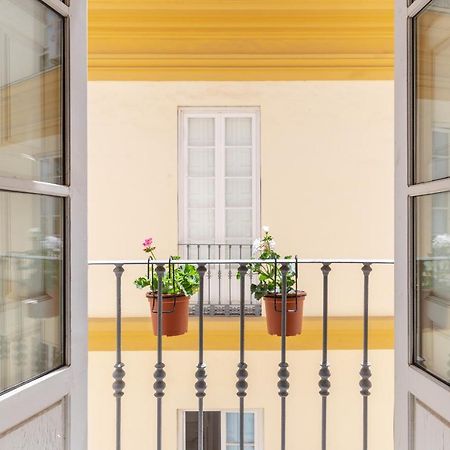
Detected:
[
  {"left": 89, "top": 349, "right": 394, "bottom": 450},
  {"left": 88, "top": 80, "right": 394, "bottom": 317}
]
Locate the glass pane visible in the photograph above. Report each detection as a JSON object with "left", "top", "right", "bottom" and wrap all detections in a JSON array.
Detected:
[
  {"left": 415, "top": 1, "right": 450, "bottom": 183},
  {"left": 0, "top": 191, "right": 64, "bottom": 393},
  {"left": 226, "top": 412, "right": 255, "bottom": 444},
  {"left": 244, "top": 412, "right": 255, "bottom": 443},
  {"left": 188, "top": 209, "right": 215, "bottom": 241},
  {"left": 226, "top": 147, "right": 252, "bottom": 177},
  {"left": 188, "top": 118, "right": 215, "bottom": 146},
  {"left": 226, "top": 209, "right": 252, "bottom": 239},
  {"left": 0, "top": 0, "right": 64, "bottom": 184},
  {"left": 225, "top": 118, "right": 252, "bottom": 146},
  {"left": 226, "top": 412, "right": 239, "bottom": 443},
  {"left": 188, "top": 179, "right": 215, "bottom": 208},
  {"left": 189, "top": 148, "right": 215, "bottom": 177},
  {"left": 415, "top": 192, "right": 450, "bottom": 384},
  {"left": 226, "top": 179, "right": 252, "bottom": 207}
]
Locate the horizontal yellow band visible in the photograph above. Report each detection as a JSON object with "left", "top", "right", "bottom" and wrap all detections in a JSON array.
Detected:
[
  {"left": 88, "top": 0, "right": 393, "bottom": 81},
  {"left": 89, "top": 316, "right": 394, "bottom": 351}
]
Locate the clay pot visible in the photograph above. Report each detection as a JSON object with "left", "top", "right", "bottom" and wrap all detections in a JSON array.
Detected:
[
  {"left": 147, "top": 293, "right": 190, "bottom": 337},
  {"left": 263, "top": 291, "right": 307, "bottom": 336}
]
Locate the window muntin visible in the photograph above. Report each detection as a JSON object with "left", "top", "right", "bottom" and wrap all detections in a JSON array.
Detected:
[
  {"left": 0, "top": 191, "right": 64, "bottom": 394},
  {"left": 414, "top": 1, "right": 450, "bottom": 183},
  {"left": 179, "top": 108, "right": 260, "bottom": 249},
  {"left": 414, "top": 192, "right": 450, "bottom": 385},
  {"left": 0, "top": 0, "right": 64, "bottom": 184}
]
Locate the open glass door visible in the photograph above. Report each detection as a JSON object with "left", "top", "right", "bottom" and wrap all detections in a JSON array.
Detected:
[
  {"left": 396, "top": 0, "right": 450, "bottom": 448},
  {"left": 0, "top": 0, "right": 87, "bottom": 447}
]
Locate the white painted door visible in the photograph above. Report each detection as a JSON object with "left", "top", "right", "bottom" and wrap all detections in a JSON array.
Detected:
[
  {"left": 0, "top": 0, "right": 87, "bottom": 448},
  {"left": 396, "top": 0, "right": 450, "bottom": 448}
]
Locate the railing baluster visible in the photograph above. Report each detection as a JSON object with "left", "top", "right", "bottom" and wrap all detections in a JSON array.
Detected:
[
  {"left": 218, "top": 245, "right": 222, "bottom": 306},
  {"left": 228, "top": 244, "right": 232, "bottom": 309},
  {"left": 319, "top": 264, "right": 332, "bottom": 450},
  {"left": 207, "top": 244, "right": 211, "bottom": 307},
  {"left": 279, "top": 263, "right": 290, "bottom": 450},
  {"left": 360, "top": 264, "right": 373, "bottom": 450},
  {"left": 112, "top": 264, "right": 125, "bottom": 450},
  {"left": 249, "top": 245, "right": 254, "bottom": 305},
  {"left": 196, "top": 265, "right": 207, "bottom": 450},
  {"left": 236, "top": 264, "right": 249, "bottom": 450},
  {"left": 154, "top": 264, "right": 166, "bottom": 450}
]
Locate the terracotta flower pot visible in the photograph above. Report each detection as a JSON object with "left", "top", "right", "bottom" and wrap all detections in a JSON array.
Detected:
[
  {"left": 147, "top": 293, "right": 190, "bottom": 337},
  {"left": 263, "top": 291, "right": 307, "bottom": 336}
]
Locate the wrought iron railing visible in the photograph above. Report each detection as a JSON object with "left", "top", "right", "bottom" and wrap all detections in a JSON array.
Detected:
[
  {"left": 178, "top": 243, "right": 259, "bottom": 316},
  {"left": 88, "top": 257, "right": 394, "bottom": 450}
]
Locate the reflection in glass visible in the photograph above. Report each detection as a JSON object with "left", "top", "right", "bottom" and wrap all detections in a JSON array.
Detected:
[
  {"left": 0, "top": 191, "right": 64, "bottom": 393},
  {"left": 415, "top": 193, "right": 450, "bottom": 384},
  {"left": 415, "top": 1, "right": 450, "bottom": 183},
  {"left": 0, "top": 0, "right": 63, "bottom": 183}
]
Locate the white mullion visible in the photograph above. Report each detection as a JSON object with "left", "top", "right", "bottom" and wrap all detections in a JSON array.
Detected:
[
  {"left": 179, "top": 111, "right": 189, "bottom": 248},
  {"left": 221, "top": 411, "right": 227, "bottom": 449},
  {"left": 216, "top": 113, "right": 226, "bottom": 244},
  {"left": 252, "top": 112, "right": 261, "bottom": 240}
]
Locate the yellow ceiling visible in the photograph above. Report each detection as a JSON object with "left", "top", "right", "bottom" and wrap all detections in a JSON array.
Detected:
[{"left": 88, "top": 0, "right": 394, "bottom": 81}]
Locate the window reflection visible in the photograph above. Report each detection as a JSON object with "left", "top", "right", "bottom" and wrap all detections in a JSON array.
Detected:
[
  {"left": 0, "top": 0, "right": 64, "bottom": 184},
  {"left": 0, "top": 191, "right": 64, "bottom": 393},
  {"left": 415, "top": 1, "right": 450, "bottom": 183},
  {"left": 415, "top": 192, "right": 450, "bottom": 384}
]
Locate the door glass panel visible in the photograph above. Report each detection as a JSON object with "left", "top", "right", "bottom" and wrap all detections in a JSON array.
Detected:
[
  {"left": 0, "top": 0, "right": 64, "bottom": 184},
  {"left": 415, "top": 1, "right": 450, "bottom": 183},
  {"left": 0, "top": 191, "right": 64, "bottom": 393},
  {"left": 415, "top": 192, "right": 450, "bottom": 384},
  {"left": 225, "top": 118, "right": 252, "bottom": 146},
  {"left": 188, "top": 118, "right": 215, "bottom": 147}
]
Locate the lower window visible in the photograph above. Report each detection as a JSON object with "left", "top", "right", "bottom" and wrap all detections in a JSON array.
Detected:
[{"left": 181, "top": 410, "right": 262, "bottom": 450}]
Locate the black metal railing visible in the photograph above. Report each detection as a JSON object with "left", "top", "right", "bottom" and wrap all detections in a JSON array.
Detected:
[
  {"left": 88, "top": 257, "right": 394, "bottom": 450},
  {"left": 178, "top": 243, "right": 260, "bottom": 316}
]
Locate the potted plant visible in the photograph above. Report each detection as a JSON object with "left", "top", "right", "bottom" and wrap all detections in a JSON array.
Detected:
[
  {"left": 24, "top": 232, "right": 62, "bottom": 319},
  {"left": 250, "top": 227, "right": 306, "bottom": 336},
  {"left": 134, "top": 237, "right": 200, "bottom": 337}
]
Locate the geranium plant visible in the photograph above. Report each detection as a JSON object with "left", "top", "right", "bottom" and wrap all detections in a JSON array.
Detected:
[
  {"left": 134, "top": 237, "right": 200, "bottom": 296},
  {"left": 249, "top": 227, "right": 297, "bottom": 300}
]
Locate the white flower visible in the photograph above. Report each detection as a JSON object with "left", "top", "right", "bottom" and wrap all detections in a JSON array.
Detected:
[
  {"left": 42, "top": 235, "right": 61, "bottom": 254},
  {"left": 252, "top": 238, "right": 262, "bottom": 256},
  {"left": 269, "top": 240, "right": 276, "bottom": 250},
  {"left": 262, "top": 225, "right": 270, "bottom": 233},
  {"left": 432, "top": 234, "right": 450, "bottom": 249}
]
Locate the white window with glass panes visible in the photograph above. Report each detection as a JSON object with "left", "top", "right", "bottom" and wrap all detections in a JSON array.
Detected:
[
  {"left": 178, "top": 107, "right": 260, "bottom": 261},
  {"left": 179, "top": 410, "right": 262, "bottom": 450}
]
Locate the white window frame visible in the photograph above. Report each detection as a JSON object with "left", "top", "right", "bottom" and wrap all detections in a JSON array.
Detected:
[
  {"left": 395, "top": 0, "right": 450, "bottom": 448},
  {"left": 178, "top": 107, "right": 261, "bottom": 246},
  {"left": 0, "top": 0, "right": 87, "bottom": 448},
  {"left": 177, "top": 408, "right": 264, "bottom": 450}
]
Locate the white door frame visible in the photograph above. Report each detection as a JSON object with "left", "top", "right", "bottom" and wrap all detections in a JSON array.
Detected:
[
  {"left": 177, "top": 106, "right": 261, "bottom": 247},
  {"left": 395, "top": 0, "right": 450, "bottom": 448},
  {"left": 0, "top": 0, "right": 87, "bottom": 448}
]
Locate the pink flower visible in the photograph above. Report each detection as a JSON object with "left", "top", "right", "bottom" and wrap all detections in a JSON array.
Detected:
[{"left": 143, "top": 237, "right": 153, "bottom": 248}]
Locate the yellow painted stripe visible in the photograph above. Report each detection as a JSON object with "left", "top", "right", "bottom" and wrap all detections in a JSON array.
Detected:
[{"left": 88, "top": 316, "right": 394, "bottom": 351}]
